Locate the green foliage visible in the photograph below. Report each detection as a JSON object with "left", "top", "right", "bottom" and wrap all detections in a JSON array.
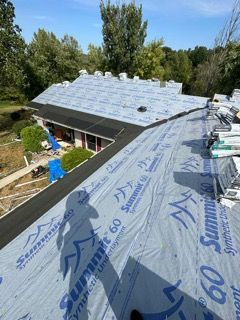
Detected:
[
  {"left": 100, "top": 0, "right": 147, "bottom": 75},
  {"left": 164, "top": 50, "right": 192, "bottom": 84},
  {"left": 188, "top": 46, "right": 211, "bottom": 68},
  {"left": 20, "top": 125, "right": 47, "bottom": 153},
  {"left": 0, "top": 0, "right": 26, "bottom": 101},
  {"left": 25, "top": 29, "right": 84, "bottom": 98},
  {"left": 87, "top": 43, "right": 106, "bottom": 73},
  {"left": 220, "top": 42, "right": 240, "bottom": 94},
  {"left": 24, "top": 151, "right": 32, "bottom": 163},
  {"left": 12, "top": 120, "right": 32, "bottom": 136},
  {"left": 135, "top": 40, "right": 165, "bottom": 79},
  {"left": 61, "top": 148, "right": 93, "bottom": 171}
]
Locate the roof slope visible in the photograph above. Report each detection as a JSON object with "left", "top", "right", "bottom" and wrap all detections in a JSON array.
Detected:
[
  {"left": 31, "top": 74, "right": 208, "bottom": 126},
  {"left": 0, "top": 109, "right": 238, "bottom": 319}
]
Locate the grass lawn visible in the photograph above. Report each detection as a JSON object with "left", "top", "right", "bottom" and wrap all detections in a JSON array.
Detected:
[{"left": 0, "top": 101, "right": 23, "bottom": 114}]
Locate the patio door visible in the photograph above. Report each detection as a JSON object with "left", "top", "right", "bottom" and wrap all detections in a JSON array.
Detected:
[{"left": 86, "top": 134, "right": 96, "bottom": 152}]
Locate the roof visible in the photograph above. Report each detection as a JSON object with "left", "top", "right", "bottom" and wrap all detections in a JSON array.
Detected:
[
  {"left": 30, "top": 74, "right": 208, "bottom": 127},
  {"left": 214, "top": 91, "right": 240, "bottom": 109},
  {"left": 36, "top": 104, "right": 142, "bottom": 140},
  {"left": 0, "top": 109, "right": 239, "bottom": 319}
]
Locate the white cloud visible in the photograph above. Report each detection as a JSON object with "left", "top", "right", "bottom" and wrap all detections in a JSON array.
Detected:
[{"left": 182, "top": 0, "right": 234, "bottom": 17}]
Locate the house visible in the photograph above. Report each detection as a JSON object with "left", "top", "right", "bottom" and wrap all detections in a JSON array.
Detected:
[
  {"left": 1, "top": 75, "right": 239, "bottom": 319},
  {"left": 28, "top": 71, "right": 207, "bottom": 152}
]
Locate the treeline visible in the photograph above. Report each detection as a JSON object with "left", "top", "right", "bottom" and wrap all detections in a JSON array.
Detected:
[{"left": 0, "top": 0, "right": 239, "bottom": 103}]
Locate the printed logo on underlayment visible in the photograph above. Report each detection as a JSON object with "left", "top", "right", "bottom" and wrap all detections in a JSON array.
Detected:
[
  {"left": 168, "top": 190, "right": 197, "bottom": 230},
  {"left": 62, "top": 227, "right": 101, "bottom": 279},
  {"left": 23, "top": 216, "right": 59, "bottom": 249},
  {"left": 180, "top": 156, "right": 200, "bottom": 173},
  {"left": 106, "top": 157, "right": 128, "bottom": 174},
  {"left": 16, "top": 211, "right": 74, "bottom": 271},
  {"left": 142, "top": 280, "right": 214, "bottom": 320},
  {"left": 114, "top": 175, "right": 151, "bottom": 213},
  {"left": 77, "top": 176, "right": 109, "bottom": 204},
  {"left": 137, "top": 155, "right": 163, "bottom": 173}
]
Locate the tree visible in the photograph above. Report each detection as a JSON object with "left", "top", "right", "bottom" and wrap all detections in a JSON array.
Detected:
[
  {"left": 193, "top": 0, "right": 240, "bottom": 96},
  {"left": 100, "top": 0, "right": 147, "bottom": 75},
  {"left": 87, "top": 43, "right": 106, "bottom": 74},
  {"left": 188, "top": 46, "right": 211, "bottom": 68},
  {"left": 164, "top": 50, "right": 192, "bottom": 84},
  {"left": 12, "top": 120, "right": 32, "bottom": 136},
  {"left": 25, "top": 29, "right": 83, "bottom": 98},
  {"left": 21, "top": 125, "right": 47, "bottom": 153},
  {"left": 135, "top": 40, "right": 165, "bottom": 79},
  {"left": 220, "top": 42, "right": 240, "bottom": 93},
  {"left": 0, "top": 0, "right": 26, "bottom": 101}
]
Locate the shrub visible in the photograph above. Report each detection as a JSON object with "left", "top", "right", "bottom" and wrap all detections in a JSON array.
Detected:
[
  {"left": 12, "top": 120, "right": 32, "bottom": 136},
  {"left": 61, "top": 148, "right": 93, "bottom": 171},
  {"left": 21, "top": 125, "right": 47, "bottom": 153}
]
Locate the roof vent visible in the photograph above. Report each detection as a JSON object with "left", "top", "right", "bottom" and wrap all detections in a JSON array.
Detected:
[
  {"left": 152, "top": 77, "right": 159, "bottom": 82},
  {"left": 169, "top": 80, "right": 175, "bottom": 83},
  {"left": 105, "top": 71, "right": 112, "bottom": 77},
  {"left": 79, "top": 69, "right": 88, "bottom": 76},
  {"left": 62, "top": 81, "right": 70, "bottom": 87},
  {"left": 94, "top": 70, "right": 103, "bottom": 77},
  {"left": 133, "top": 76, "right": 139, "bottom": 82},
  {"left": 137, "top": 106, "right": 147, "bottom": 112},
  {"left": 119, "top": 73, "right": 128, "bottom": 81}
]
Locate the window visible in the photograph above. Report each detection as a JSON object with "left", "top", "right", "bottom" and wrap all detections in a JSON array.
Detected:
[{"left": 86, "top": 134, "right": 96, "bottom": 151}]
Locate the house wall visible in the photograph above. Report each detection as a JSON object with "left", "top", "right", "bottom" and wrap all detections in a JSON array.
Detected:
[
  {"left": 36, "top": 117, "right": 44, "bottom": 128},
  {"left": 74, "top": 130, "right": 112, "bottom": 152},
  {"left": 74, "top": 130, "right": 83, "bottom": 147}
]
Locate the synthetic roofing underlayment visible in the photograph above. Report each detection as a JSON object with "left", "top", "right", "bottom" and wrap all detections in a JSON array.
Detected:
[
  {"left": 32, "top": 74, "right": 208, "bottom": 126},
  {"left": 1, "top": 109, "right": 239, "bottom": 319}
]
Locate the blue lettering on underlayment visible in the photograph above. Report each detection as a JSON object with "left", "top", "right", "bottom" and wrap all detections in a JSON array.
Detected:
[
  {"left": 168, "top": 190, "right": 197, "bottom": 229},
  {"left": 16, "top": 210, "right": 74, "bottom": 270}
]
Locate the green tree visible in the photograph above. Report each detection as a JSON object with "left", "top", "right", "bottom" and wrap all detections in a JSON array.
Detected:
[
  {"left": 220, "top": 42, "right": 240, "bottom": 94},
  {"left": 25, "top": 29, "right": 83, "bottom": 98},
  {"left": 188, "top": 46, "right": 211, "bottom": 68},
  {"left": 135, "top": 40, "right": 165, "bottom": 79},
  {"left": 87, "top": 43, "right": 106, "bottom": 74},
  {"left": 0, "top": 0, "right": 26, "bottom": 101},
  {"left": 21, "top": 125, "right": 47, "bottom": 153},
  {"left": 12, "top": 120, "right": 32, "bottom": 136},
  {"left": 100, "top": 0, "right": 147, "bottom": 75},
  {"left": 164, "top": 50, "right": 192, "bottom": 84}
]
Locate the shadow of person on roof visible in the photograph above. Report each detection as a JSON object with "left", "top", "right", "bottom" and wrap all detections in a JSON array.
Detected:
[
  {"left": 110, "top": 256, "right": 223, "bottom": 320},
  {"left": 57, "top": 190, "right": 121, "bottom": 320}
]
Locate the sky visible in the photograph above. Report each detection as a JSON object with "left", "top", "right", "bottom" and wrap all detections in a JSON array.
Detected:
[{"left": 12, "top": 0, "right": 235, "bottom": 53}]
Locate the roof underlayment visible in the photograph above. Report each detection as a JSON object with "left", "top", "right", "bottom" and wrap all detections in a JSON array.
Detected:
[
  {"left": 32, "top": 74, "right": 208, "bottom": 126},
  {"left": 1, "top": 109, "right": 240, "bottom": 319}
]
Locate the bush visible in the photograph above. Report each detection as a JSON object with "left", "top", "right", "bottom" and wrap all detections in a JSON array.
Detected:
[
  {"left": 61, "top": 148, "right": 93, "bottom": 171},
  {"left": 21, "top": 125, "right": 47, "bottom": 153},
  {"left": 12, "top": 120, "right": 32, "bottom": 136},
  {"left": 24, "top": 151, "right": 32, "bottom": 164}
]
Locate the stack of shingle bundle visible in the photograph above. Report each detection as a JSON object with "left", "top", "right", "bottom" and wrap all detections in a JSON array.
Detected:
[
  {"left": 215, "top": 156, "right": 240, "bottom": 202},
  {"left": 206, "top": 100, "right": 239, "bottom": 124},
  {"left": 209, "top": 124, "right": 240, "bottom": 158}
]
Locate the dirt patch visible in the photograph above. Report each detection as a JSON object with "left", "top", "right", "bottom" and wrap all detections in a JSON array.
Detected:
[
  {"left": 0, "top": 143, "right": 25, "bottom": 176},
  {"left": 0, "top": 172, "right": 50, "bottom": 217}
]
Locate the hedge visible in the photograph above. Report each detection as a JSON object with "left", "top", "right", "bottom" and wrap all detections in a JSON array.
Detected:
[{"left": 61, "top": 148, "right": 93, "bottom": 171}]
